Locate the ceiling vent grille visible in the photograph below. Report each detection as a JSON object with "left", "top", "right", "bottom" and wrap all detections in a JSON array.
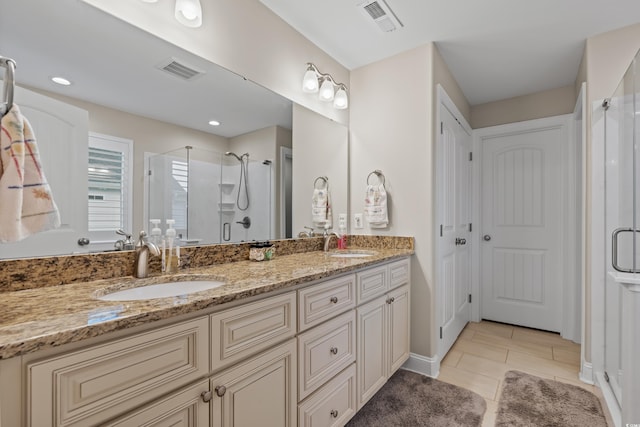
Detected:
[
  {"left": 156, "top": 58, "right": 204, "bottom": 81},
  {"left": 358, "top": 0, "right": 404, "bottom": 33}
]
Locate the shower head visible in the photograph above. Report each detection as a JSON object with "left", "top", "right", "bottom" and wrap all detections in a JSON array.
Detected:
[{"left": 225, "top": 152, "right": 249, "bottom": 162}]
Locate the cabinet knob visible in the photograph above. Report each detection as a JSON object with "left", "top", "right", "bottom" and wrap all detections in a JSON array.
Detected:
[
  {"left": 330, "top": 409, "right": 339, "bottom": 418},
  {"left": 390, "top": 297, "right": 395, "bottom": 303},
  {"left": 329, "top": 346, "right": 338, "bottom": 355},
  {"left": 215, "top": 385, "right": 227, "bottom": 397},
  {"left": 330, "top": 296, "right": 338, "bottom": 304},
  {"left": 201, "top": 390, "right": 213, "bottom": 402}
]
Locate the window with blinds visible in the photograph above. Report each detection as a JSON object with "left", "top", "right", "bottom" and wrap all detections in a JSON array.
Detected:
[
  {"left": 171, "top": 160, "right": 188, "bottom": 231},
  {"left": 88, "top": 133, "right": 133, "bottom": 241}
]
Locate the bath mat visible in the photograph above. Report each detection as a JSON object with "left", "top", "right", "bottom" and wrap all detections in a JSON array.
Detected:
[
  {"left": 496, "top": 370, "right": 607, "bottom": 426},
  {"left": 346, "top": 369, "right": 486, "bottom": 427}
]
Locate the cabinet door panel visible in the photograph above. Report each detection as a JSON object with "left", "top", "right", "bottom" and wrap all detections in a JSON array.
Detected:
[
  {"left": 211, "top": 339, "right": 296, "bottom": 427},
  {"left": 298, "top": 274, "right": 355, "bottom": 331},
  {"left": 104, "top": 380, "right": 209, "bottom": 427},
  {"left": 29, "top": 317, "right": 209, "bottom": 427},
  {"left": 389, "top": 259, "right": 410, "bottom": 290},
  {"left": 356, "top": 265, "right": 387, "bottom": 303},
  {"left": 297, "top": 311, "right": 356, "bottom": 400},
  {"left": 388, "top": 284, "right": 411, "bottom": 373},
  {"left": 211, "top": 292, "right": 296, "bottom": 371},
  {"left": 356, "top": 295, "right": 387, "bottom": 409},
  {"left": 298, "top": 364, "right": 356, "bottom": 427}
]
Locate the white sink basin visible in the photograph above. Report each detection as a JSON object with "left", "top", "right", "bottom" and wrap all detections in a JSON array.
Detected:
[
  {"left": 329, "top": 250, "right": 377, "bottom": 258},
  {"left": 98, "top": 280, "right": 225, "bottom": 301}
]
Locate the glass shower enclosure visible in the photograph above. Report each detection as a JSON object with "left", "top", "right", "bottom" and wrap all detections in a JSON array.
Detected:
[
  {"left": 604, "top": 48, "right": 640, "bottom": 424},
  {"left": 146, "top": 146, "right": 273, "bottom": 245}
]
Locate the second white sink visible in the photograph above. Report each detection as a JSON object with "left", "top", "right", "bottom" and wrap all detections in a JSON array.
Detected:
[
  {"left": 98, "top": 280, "right": 225, "bottom": 301},
  {"left": 329, "top": 250, "right": 377, "bottom": 258}
]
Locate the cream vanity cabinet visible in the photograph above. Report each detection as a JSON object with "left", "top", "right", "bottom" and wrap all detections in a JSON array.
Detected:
[{"left": 356, "top": 259, "right": 410, "bottom": 408}]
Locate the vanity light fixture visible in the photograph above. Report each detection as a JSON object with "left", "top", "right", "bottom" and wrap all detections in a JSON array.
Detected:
[
  {"left": 51, "top": 76, "right": 71, "bottom": 86},
  {"left": 302, "top": 62, "right": 349, "bottom": 110},
  {"left": 175, "top": 0, "right": 202, "bottom": 28}
]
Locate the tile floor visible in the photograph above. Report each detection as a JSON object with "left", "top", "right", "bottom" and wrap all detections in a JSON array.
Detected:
[{"left": 437, "top": 320, "right": 614, "bottom": 427}]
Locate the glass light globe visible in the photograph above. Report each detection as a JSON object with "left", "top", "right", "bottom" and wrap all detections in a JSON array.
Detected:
[
  {"left": 333, "top": 87, "right": 348, "bottom": 109},
  {"left": 319, "top": 78, "right": 335, "bottom": 102}
]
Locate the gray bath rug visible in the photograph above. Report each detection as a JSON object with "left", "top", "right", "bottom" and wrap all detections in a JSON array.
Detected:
[
  {"left": 346, "top": 369, "right": 486, "bottom": 427},
  {"left": 496, "top": 370, "right": 607, "bottom": 427}
]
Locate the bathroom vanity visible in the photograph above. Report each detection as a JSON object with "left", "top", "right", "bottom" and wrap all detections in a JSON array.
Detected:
[{"left": 0, "top": 242, "right": 412, "bottom": 427}]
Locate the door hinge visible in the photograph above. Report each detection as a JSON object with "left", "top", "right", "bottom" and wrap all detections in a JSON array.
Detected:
[
  {"left": 469, "top": 223, "right": 472, "bottom": 232},
  {"left": 440, "top": 224, "right": 443, "bottom": 237},
  {"left": 468, "top": 294, "right": 472, "bottom": 303},
  {"left": 604, "top": 371, "right": 610, "bottom": 382},
  {"left": 469, "top": 152, "right": 473, "bottom": 161},
  {"left": 148, "top": 169, "right": 152, "bottom": 176},
  {"left": 439, "top": 327, "right": 443, "bottom": 339},
  {"left": 440, "top": 121, "right": 443, "bottom": 134}
]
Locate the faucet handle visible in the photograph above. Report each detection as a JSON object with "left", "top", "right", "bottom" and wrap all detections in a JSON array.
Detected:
[{"left": 135, "top": 230, "right": 149, "bottom": 248}]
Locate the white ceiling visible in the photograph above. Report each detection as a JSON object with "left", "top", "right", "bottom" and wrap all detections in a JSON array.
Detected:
[
  {"left": 259, "top": 0, "right": 640, "bottom": 105},
  {"left": 0, "top": 0, "right": 292, "bottom": 138}
]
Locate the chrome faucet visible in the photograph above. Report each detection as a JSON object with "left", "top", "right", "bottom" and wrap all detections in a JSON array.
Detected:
[
  {"left": 298, "top": 226, "right": 316, "bottom": 238},
  {"left": 323, "top": 230, "right": 340, "bottom": 252},
  {"left": 133, "top": 231, "right": 160, "bottom": 278}
]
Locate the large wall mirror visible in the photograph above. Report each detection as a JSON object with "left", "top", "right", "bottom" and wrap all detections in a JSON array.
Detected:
[{"left": 0, "top": 0, "right": 348, "bottom": 259}]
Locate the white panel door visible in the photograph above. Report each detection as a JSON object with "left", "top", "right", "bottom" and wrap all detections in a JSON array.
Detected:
[
  {"left": 0, "top": 86, "right": 89, "bottom": 258},
  {"left": 481, "top": 119, "right": 564, "bottom": 332},
  {"left": 438, "top": 106, "right": 472, "bottom": 355}
]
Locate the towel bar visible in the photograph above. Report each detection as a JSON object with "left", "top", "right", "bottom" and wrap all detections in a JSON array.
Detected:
[{"left": 367, "top": 170, "right": 385, "bottom": 187}]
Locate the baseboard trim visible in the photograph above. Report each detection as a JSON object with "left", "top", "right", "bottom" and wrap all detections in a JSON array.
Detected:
[
  {"left": 595, "top": 372, "right": 621, "bottom": 427},
  {"left": 580, "top": 361, "right": 594, "bottom": 385},
  {"left": 402, "top": 353, "right": 440, "bottom": 378}
]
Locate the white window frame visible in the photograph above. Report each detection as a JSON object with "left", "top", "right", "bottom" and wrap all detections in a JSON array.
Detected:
[{"left": 87, "top": 132, "right": 133, "bottom": 244}]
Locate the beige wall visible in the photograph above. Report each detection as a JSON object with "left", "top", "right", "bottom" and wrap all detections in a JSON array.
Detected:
[
  {"left": 82, "top": 0, "right": 349, "bottom": 125},
  {"left": 471, "top": 85, "right": 576, "bottom": 129},
  {"left": 350, "top": 44, "right": 434, "bottom": 357},
  {"left": 433, "top": 45, "right": 471, "bottom": 124}
]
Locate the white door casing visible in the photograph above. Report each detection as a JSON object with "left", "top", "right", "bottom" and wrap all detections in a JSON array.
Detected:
[
  {"left": 478, "top": 116, "right": 570, "bottom": 333},
  {"left": 436, "top": 86, "right": 473, "bottom": 359}
]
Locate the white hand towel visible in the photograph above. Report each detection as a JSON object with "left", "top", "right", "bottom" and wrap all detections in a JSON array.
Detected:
[
  {"left": 364, "top": 183, "right": 388, "bottom": 228},
  {"left": 0, "top": 104, "right": 61, "bottom": 242},
  {"left": 312, "top": 187, "right": 332, "bottom": 227}
]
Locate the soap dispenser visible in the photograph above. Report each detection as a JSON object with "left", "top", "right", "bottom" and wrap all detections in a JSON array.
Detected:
[
  {"left": 164, "top": 219, "right": 180, "bottom": 273},
  {"left": 149, "top": 219, "right": 162, "bottom": 245}
]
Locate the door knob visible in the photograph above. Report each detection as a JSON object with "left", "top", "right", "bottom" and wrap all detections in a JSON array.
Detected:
[{"left": 483, "top": 235, "right": 491, "bottom": 241}]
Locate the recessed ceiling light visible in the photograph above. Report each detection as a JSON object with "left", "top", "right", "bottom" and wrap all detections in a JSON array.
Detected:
[
  {"left": 51, "top": 76, "right": 71, "bottom": 86},
  {"left": 208, "top": 120, "right": 221, "bottom": 126}
]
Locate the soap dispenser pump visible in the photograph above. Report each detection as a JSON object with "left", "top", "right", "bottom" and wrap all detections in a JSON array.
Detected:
[{"left": 164, "top": 219, "right": 180, "bottom": 273}]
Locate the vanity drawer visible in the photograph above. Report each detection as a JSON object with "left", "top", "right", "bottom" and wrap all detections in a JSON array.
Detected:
[
  {"left": 389, "top": 258, "right": 410, "bottom": 290},
  {"left": 211, "top": 291, "right": 296, "bottom": 371},
  {"left": 28, "top": 317, "right": 209, "bottom": 427},
  {"left": 356, "top": 264, "right": 388, "bottom": 303},
  {"left": 298, "top": 311, "right": 356, "bottom": 400},
  {"left": 298, "top": 364, "right": 357, "bottom": 427},
  {"left": 298, "top": 274, "right": 356, "bottom": 332}
]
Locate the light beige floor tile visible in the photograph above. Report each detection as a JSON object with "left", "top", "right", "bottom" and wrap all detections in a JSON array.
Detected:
[
  {"left": 511, "top": 327, "right": 578, "bottom": 350},
  {"left": 506, "top": 350, "right": 579, "bottom": 379},
  {"left": 482, "top": 398, "right": 498, "bottom": 427},
  {"left": 553, "top": 347, "right": 581, "bottom": 366},
  {"left": 459, "top": 327, "right": 476, "bottom": 341},
  {"left": 441, "top": 348, "right": 463, "bottom": 367},
  {"left": 438, "top": 365, "right": 500, "bottom": 400},
  {"left": 466, "top": 321, "right": 514, "bottom": 339},
  {"left": 452, "top": 338, "right": 508, "bottom": 363},
  {"left": 472, "top": 331, "right": 554, "bottom": 360},
  {"left": 457, "top": 353, "right": 511, "bottom": 381},
  {"left": 554, "top": 375, "right": 597, "bottom": 392}
]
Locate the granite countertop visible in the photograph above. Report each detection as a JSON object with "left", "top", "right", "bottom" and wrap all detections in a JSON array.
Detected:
[{"left": 0, "top": 248, "right": 412, "bottom": 360}]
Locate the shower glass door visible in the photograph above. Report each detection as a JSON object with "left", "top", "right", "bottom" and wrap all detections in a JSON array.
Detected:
[{"left": 604, "top": 49, "right": 639, "bottom": 407}]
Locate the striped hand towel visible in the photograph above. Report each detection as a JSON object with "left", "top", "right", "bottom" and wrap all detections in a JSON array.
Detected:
[{"left": 0, "top": 104, "right": 60, "bottom": 242}]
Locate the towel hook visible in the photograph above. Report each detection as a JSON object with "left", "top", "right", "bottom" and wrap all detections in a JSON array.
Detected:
[
  {"left": 314, "top": 176, "right": 329, "bottom": 190},
  {"left": 0, "top": 56, "right": 17, "bottom": 117},
  {"left": 367, "top": 170, "right": 385, "bottom": 187}
]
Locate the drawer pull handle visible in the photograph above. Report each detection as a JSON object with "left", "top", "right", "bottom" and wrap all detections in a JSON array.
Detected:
[
  {"left": 201, "top": 390, "right": 213, "bottom": 402},
  {"left": 330, "top": 296, "right": 338, "bottom": 304},
  {"left": 330, "top": 409, "right": 339, "bottom": 418},
  {"left": 215, "top": 385, "right": 227, "bottom": 397},
  {"left": 386, "top": 297, "right": 395, "bottom": 304},
  {"left": 330, "top": 346, "right": 338, "bottom": 355}
]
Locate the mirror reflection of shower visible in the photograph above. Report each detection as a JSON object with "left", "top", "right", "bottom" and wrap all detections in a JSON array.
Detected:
[{"left": 225, "top": 151, "right": 250, "bottom": 211}]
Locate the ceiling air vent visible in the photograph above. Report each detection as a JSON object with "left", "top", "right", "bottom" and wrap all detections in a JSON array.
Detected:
[
  {"left": 358, "top": 0, "right": 404, "bottom": 33},
  {"left": 156, "top": 58, "right": 204, "bottom": 81}
]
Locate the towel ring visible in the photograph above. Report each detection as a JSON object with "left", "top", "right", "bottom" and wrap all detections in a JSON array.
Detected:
[
  {"left": 314, "top": 176, "right": 329, "bottom": 190},
  {"left": 367, "top": 170, "right": 385, "bottom": 187}
]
